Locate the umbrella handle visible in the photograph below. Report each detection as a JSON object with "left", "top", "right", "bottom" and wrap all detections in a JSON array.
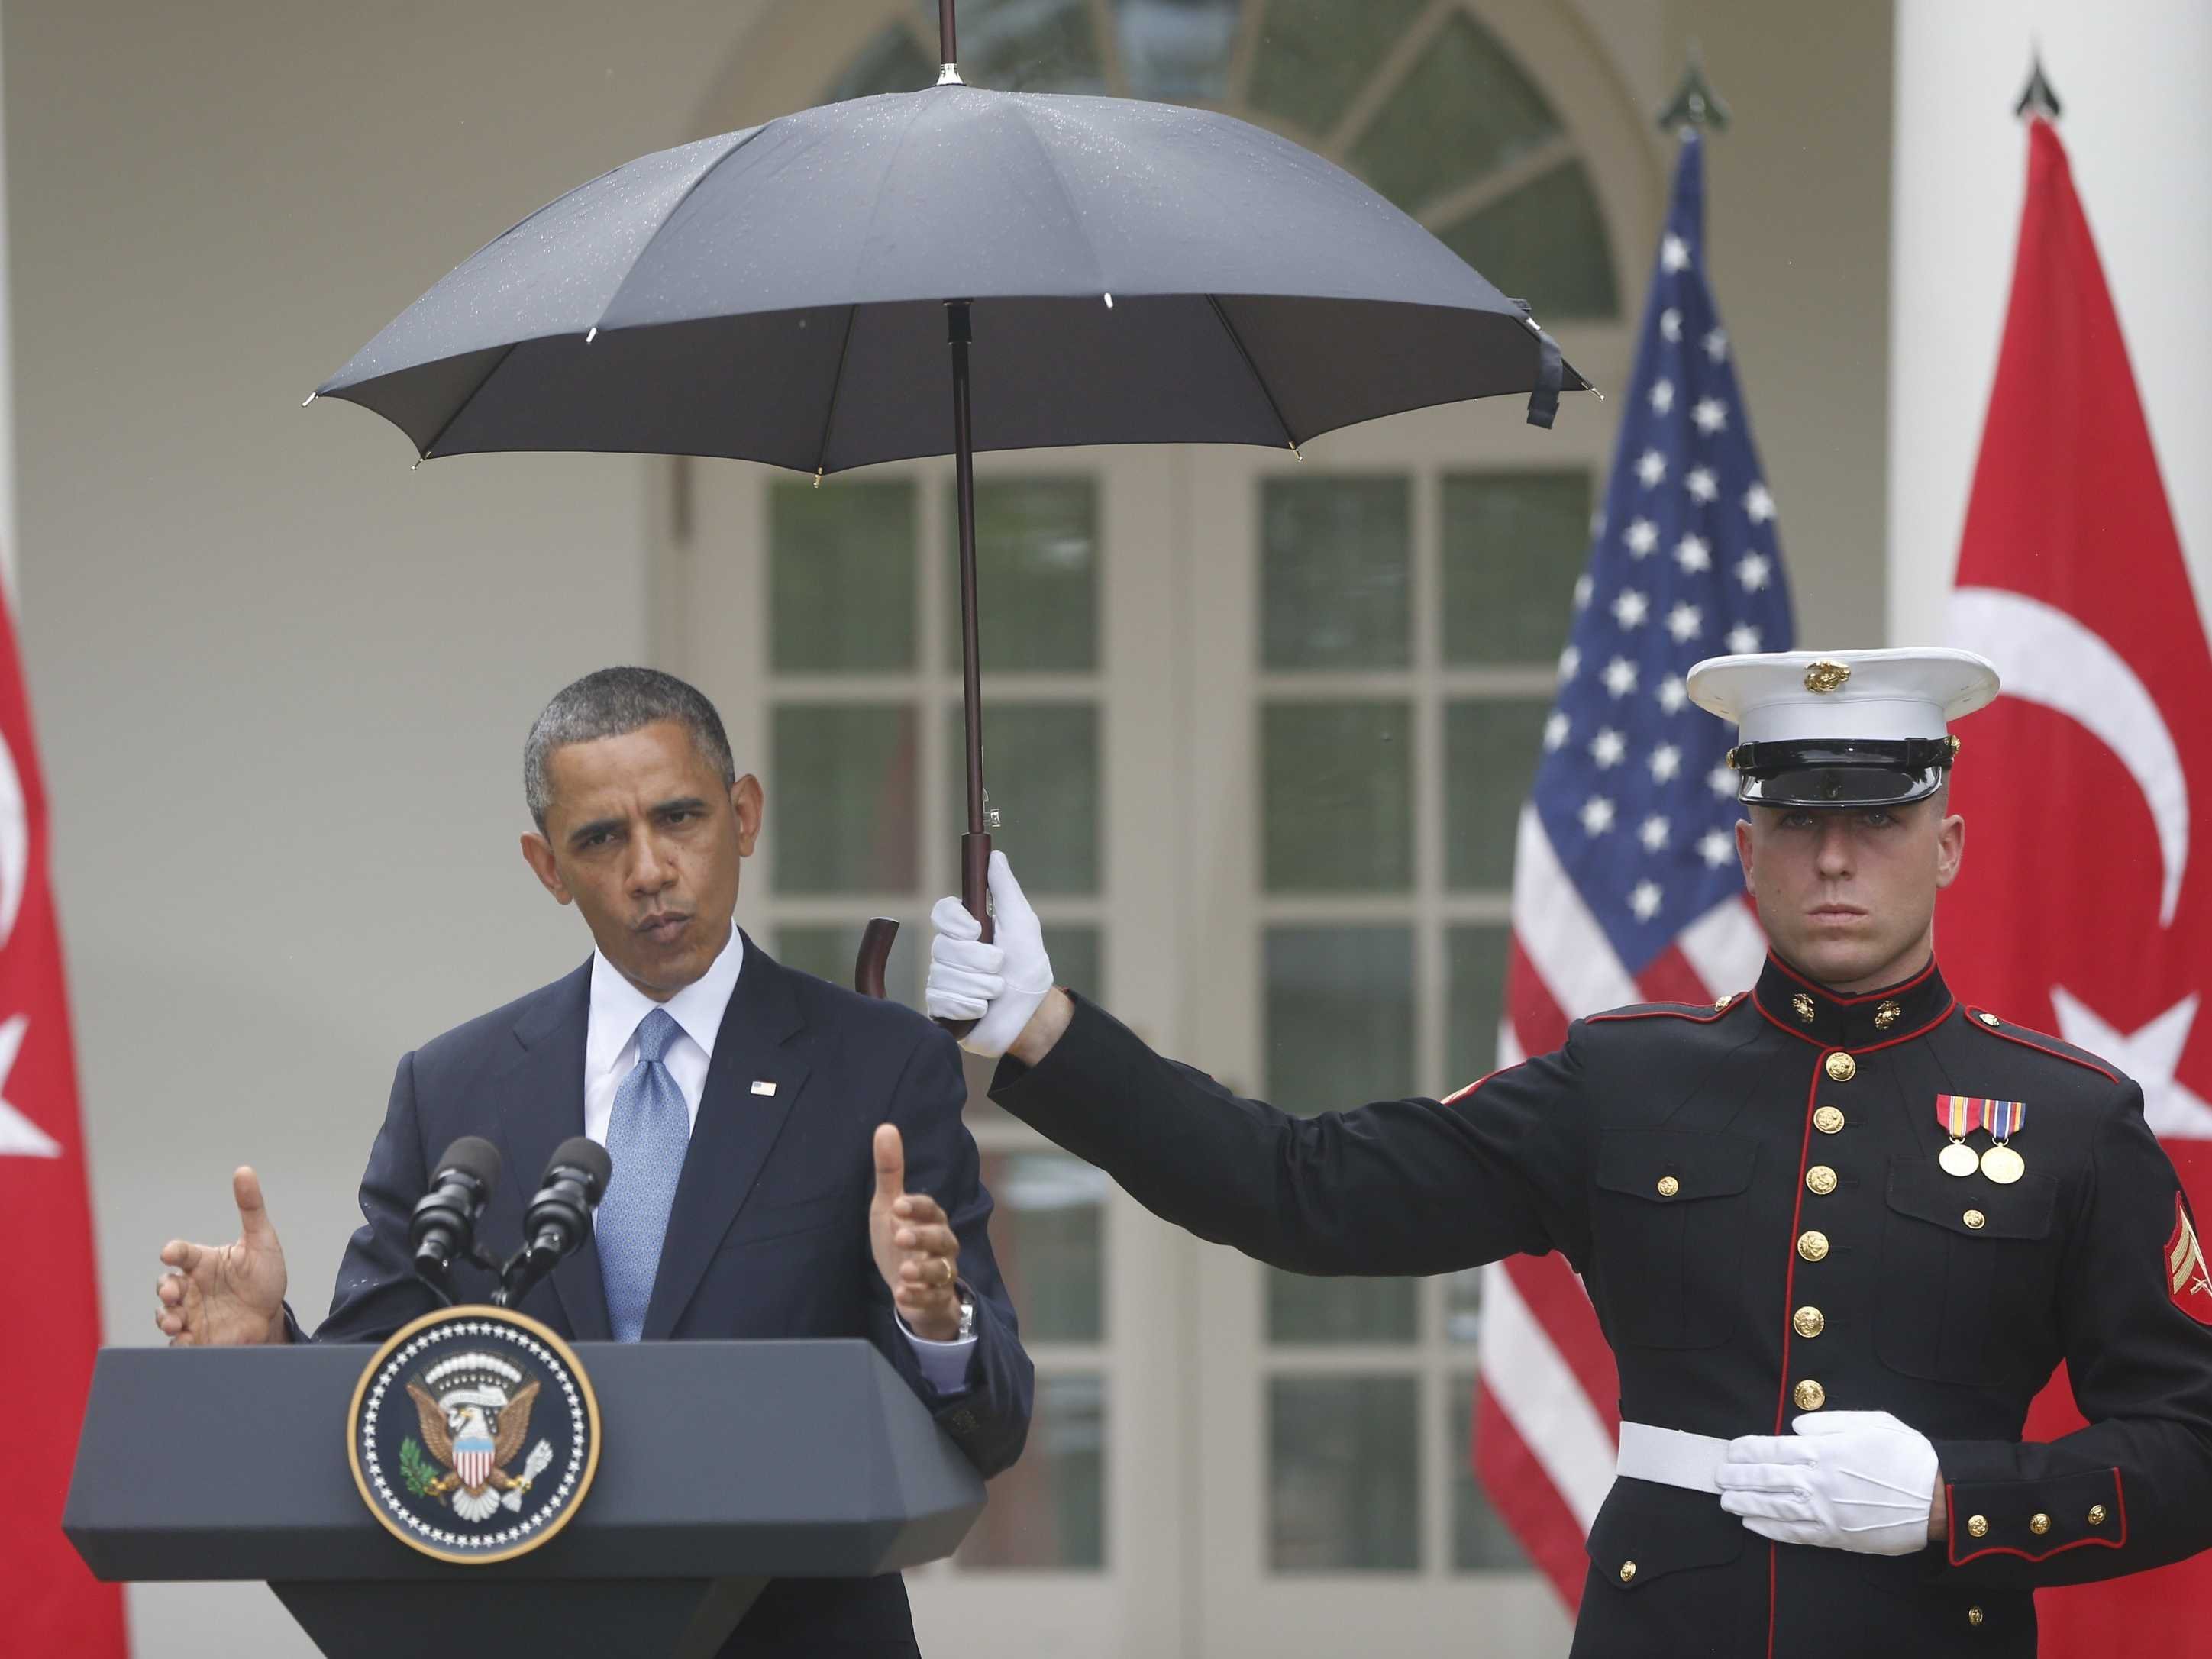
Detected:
[{"left": 854, "top": 917, "right": 899, "bottom": 1000}]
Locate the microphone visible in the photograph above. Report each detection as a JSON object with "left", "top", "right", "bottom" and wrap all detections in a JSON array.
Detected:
[
  {"left": 524, "top": 1137, "right": 612, "bottom": 1266},
  {"left": 409, "top": 1136, "right": 502, "bottom": 1283},
  {"left": 496, "top": 1137, "right": 612, "bottom": 1307}
]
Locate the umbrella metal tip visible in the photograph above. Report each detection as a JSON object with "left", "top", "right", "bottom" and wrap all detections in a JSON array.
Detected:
[
  {"left": 585, "top": 325, "right": 599, "bottom": 344},
  {"left": 302, "top": 392, "right": 317, "bottom": 407},
  {"left": 1103, "top": 292, "right": 1113, "bottom": 308}
]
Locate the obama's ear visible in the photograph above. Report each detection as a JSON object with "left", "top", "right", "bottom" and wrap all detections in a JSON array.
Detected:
[{"left": 520, "top": 832, "right": 574, "bottom": 905}]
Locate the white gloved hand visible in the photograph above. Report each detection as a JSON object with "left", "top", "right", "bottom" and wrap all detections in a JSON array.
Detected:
[
  {"left": 1716, "top": 1411, "right": 1939, "bottom": 1556},
  {"left": 927, "top": 851, "right": 1054, "bottom": 1057}
]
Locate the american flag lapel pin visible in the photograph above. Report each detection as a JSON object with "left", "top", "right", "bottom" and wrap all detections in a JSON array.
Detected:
[{"left": 751, "top": 1080, "right": 777, "bottom": 1096}]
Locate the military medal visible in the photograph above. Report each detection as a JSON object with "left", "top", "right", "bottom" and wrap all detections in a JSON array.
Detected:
[
  {"left": 1981, "top": 1098, "right": 2026, "bottom": 1184},
  {"left": 1936, "top": 1095, "right": 1984, "bottom": 1176}
]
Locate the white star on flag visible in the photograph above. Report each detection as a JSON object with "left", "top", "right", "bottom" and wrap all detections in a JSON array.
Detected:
[
  {"left": 0, "top": 1016, "right": 56, "bottom": 1158},
  {"left": 1698, "top": 828, "right": 1735, "bottom": 867},
  {"left": 1692, "top": 397, "right": 1729, "bottom": 434},
  {"left": 1661, "top": 234, "right": 1690, "bottom": 271},
  {"left": 1613, "top": 590, "right": 1650, "bottom": 629},
  {"left": 1638, "top": 815, "right": 1670, "bottom": 852},
  {"left": 1649, "top": 744, "right": 1682, "bottom": 782},
  {"left": 1650, "top": 379, "right": 1675, "bottom": 415},
  {"left": 1543, "top": 712, "right": 1570, "bottom": 750},
  {"left": 1657, "top": 676, "right": 1688, "bottom": 714},
  {"left": 1573, "top": 574, "right": 1594, "bottom": 609},
  {"left": 1581, "top": 796, "right": 1616, "bottom": 834},
  {"left": 1636, "top": 450, "right": 1667, "bottom": 487},
  {"left": 1703, "top": 326, "right": 1729, "bottom": 362},
  {"left": 1623, "top": 518, "right": 1659, "bottom": 557},
  {"left": 1708, "top": 762, "right": 1738, "bottom": 796},
  {"left": 1629, "top": 881, "right": 1664, "bottom": 920},
  {"left": 1685, "top": 467, "right": 1717, "bottom": 502},
  {"left": 1666, "top": 602, "right": 1703, "bottom": 643},
  {"left": 1736, "top": 553, "right": 1772, "bottom": 592},
  {"left": 1744, "top": 482, "right": 1775, "bottom": 523},
  {"left": 1558, "top": 644, "right": 1581, "bottom": 682},
  {"left": 1726, "top": 624, "right": 1762, "bottom": 653},
  {"left": 1674, "top": 534, "right": 1712, "bottom": 573},
  {"left": 1590, "top": 728, "right": 1626, "bottom": 768},
  {"left": 1602, "top": 657, "right": 1639, "bottom": 697},
  {"left": 1660, "top": 308, "right": 1682, "bottom": 341},
  {"left": 2050, "top": 989, "right": 2212, "bottom": 1137}
]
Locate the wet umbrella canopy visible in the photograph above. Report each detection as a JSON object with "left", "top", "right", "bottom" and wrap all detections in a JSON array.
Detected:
[{"left": 314, "top": 2, "right": 1587, "bottom": 1008}]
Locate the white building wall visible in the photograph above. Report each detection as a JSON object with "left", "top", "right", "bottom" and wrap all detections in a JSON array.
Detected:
[{"left": 1888, "top": 0, "right": 2212, "bottom": 641}]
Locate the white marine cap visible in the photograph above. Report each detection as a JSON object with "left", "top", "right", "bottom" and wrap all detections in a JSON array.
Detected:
[{"left": 1686, "top": 647, "right": 2000, "bottom": 807}]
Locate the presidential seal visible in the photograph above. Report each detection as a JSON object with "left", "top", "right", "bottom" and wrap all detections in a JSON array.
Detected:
[{"left": 347, "top": 1305, "right": 599, "bottom": 1564}]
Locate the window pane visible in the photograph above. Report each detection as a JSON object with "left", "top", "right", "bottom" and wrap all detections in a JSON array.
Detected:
[
  {"left": 983, "top": 1151, "right": 1108, "bottom": 1342},
  {"left": 1268, "top": 1270, "right": 1417, "bottom": 1343},
  {"left": 1444, "top": 699, "right": 1548, "bottom": 890},
  {"left": 1440, "top": 471, "right": 1590, "bottom": 667},
  {"left": 948, "top": 703, "right": 1099, "bottom": 892},
  {"left": 827, "top": 24, "right": 937, "bottom": 101},
  {"left": 1049, "top": 923, "right": 1102, "bottom": 1002},
  {"left": 771, "top": 705, "right": 919, "bottom": 893},
  {"left": 1445, "top": 1267, "right": 1483, "bottom": 1345},
  {"left": 1112, "top": 0, "right": 1242, "bottom": 99},
  {"left": 1264, "top": 926, "right": 1413, "bottom": 1116},
  {"left": 1248, "top": 0, "right": 1427, "bottom": 135},
  {"left": 959, "top": 1373, "right": 1106, "bottom": 1568},
  {"left": 920, "top": 0, "right": 1106, "bottom": 94},
  {"left": 1450, "top": 1370, "right": 1535, "bottom": 1571},
  {"left": 1348, "top": 11, "right": 1559, "bottom": 215},
  {"left": 1438, "top": 160, "right": 1619, "bottom": 321},
  {"left": 771, "top": 479, "right": 915, "bottom": 672},
  {"left": 946, "top": 478, "right": 1099, "bottom": 673},
  {"left": 1261, "top": 476, "right": 1410, "bottom": 670},
  {"left": 776, "top": 922, "right": 921, "bottom": 1008},
  {"left": 1263, "top": 701, "right": 1413, "bottom": 892},
  {"left": 1446, "top": 924, "right": 1512, "bottom": 1090},
  {"left": 1269, "top": 1376, "right": 1419, "bottom": 1571}
]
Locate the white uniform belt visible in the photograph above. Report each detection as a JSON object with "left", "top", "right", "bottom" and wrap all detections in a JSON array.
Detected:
[{"left": 1615, "top": 1421, "right": 1730, "bottom": 1494}]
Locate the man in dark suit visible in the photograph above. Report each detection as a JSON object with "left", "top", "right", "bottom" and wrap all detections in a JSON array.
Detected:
[{"left": 155, "top": 666, "right": 1032, "bottom": 1657}]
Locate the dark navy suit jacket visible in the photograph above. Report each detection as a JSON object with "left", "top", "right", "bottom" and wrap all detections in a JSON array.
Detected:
[{"left": 306, "top": 934, "right": 1032, "bottom": 1656}]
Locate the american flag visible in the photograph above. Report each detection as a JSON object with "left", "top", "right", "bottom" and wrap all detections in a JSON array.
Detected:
[{"left": 1471, "top": 129, "right": 1794, "bottom": 1609}]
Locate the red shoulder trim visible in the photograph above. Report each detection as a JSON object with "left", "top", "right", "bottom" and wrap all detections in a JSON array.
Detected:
[
  {"left": 1585, "top": 992, "right": 1744, "bottom": 1028},
  {"left": 1962, "top": 1009, "right": 2120, "bottom": 1083}
]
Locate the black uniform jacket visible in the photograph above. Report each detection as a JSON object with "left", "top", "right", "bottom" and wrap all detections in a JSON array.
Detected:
[
  {"left": 299, "top": 940, "right": 1033, "bottom": 1659},
  {"left": 990, "top": 955, "right": 2212, "bottom": 1658}
]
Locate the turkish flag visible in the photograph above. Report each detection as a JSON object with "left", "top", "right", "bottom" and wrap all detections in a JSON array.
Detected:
[
  {"left": 0, "top": 586, "right": 128, "bottom": 1654},
  {"left": 1946, "top": 117, "right": 2212, "bottom": 1652}
]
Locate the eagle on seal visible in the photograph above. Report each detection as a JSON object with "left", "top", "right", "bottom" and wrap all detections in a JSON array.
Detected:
[{"left": 407, "top": 1376, "right": 540, "bottom": 1522}]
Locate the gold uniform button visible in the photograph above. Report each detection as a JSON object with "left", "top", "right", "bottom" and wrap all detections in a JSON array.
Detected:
[
  {"left": 1714, "top": 994, "right": 1733, "bottom": 1012},
  {"left": 2088, "top": 1504, "right": 2108, "bottom": 1526},
  {"left": 1968, "top": 1606, "right": 1985, "bottom": 1627},
  {"left": 1813, "top": 1105, "right": 1845, "bottom": 1135},
  {"left": 1805, "top": 1164, "right": 1838, "bottom": 1196},
  {"left": 2030, "top": 1513, "right": 2052, "bottom": 1535},
  {"left": 1967, "top": 1515, "right": 1988, "bottom": 1538},
  {"left": 1977, "top": 1011, "right": 2002, "bottom": 1027},
  {"left": 1797, "top": 1230, "right": 1830, "bottom": 1262},
  {"left": 1826, "top": 1052, "right": 1858, "bottom": 1082},
  {"left": 1793, "top": 1379, "right": 1826, "bottom": 1411},
  {"left": 1619, "top": 1560, "right": 1636, "bottom": 1584},
  {"left": 1793, "top": 1306, "right": 1826, "bottom": 1338},
  {"left": 1964, "top": 1209, "right": 1987, "bottom": 1230},
  {"left": 1656, "top": 1175, "right": 1681, "bottom": 1198}
]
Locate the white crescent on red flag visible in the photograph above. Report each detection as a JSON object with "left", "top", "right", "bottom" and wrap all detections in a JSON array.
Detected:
[
  {"left": 0, "top": 582, "right": 127, "bottom": 1654},
  {"left": 1944, "top": 116, "right": 2212, "bottom": 1656}
]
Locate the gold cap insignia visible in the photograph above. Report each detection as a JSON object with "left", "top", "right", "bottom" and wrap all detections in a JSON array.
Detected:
[{"left": 1804, "top": 660, "right": 1852, "bottom": 694}]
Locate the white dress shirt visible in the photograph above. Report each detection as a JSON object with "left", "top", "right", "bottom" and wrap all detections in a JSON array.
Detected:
[{"left": 584, "top": 923, "right": 975, "bottom": 1390}]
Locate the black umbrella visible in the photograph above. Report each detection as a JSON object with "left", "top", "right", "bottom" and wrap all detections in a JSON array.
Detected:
[{"left": 312, "top": 1, "right": 1587, "bottom": 1012}]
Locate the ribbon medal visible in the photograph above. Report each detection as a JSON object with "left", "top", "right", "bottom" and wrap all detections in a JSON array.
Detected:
[
  {"left": 1936, "top": 1095, "right": 1984, "bottom": 1177},
  {"left": 1981, "top": 1098, "right": 2026, "bottom": 1184}
]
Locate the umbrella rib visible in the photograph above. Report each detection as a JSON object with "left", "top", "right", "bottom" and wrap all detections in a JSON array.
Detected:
[
  {"left": 593, "top": 123, "right": 773, "bottom": 334},
  {"left": 812, "top": 304, "right": 861, "bottom": 476},
  {"left": 416, "top": 341, "right": 522, "bottom": 461},
  {"left": 1204, "top": 295, "right": 1300, "bottom": 451}
]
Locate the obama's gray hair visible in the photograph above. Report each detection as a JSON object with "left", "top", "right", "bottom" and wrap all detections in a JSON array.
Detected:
[{"left": 524, "top": 667, "right": 736, "bottom": 831}]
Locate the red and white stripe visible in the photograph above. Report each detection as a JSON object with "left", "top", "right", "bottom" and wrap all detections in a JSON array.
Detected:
[{"left": 1472, "top": 805, "right": 1765, "bottom": 1608}]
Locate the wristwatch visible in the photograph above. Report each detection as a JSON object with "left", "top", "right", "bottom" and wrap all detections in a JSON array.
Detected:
[{"left": 955, "top": 1281, "right": 976, "bottom": 1341}]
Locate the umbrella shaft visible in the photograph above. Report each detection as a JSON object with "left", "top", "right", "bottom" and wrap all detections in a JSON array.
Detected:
[
  {"left": 938, "top": 0, "right": 957, "bottom": 69},
  {"left": 948, "top": 301, "right": 986, "bottom": 841}
]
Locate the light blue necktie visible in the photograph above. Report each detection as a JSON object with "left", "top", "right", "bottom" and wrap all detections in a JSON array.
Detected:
[{"left": 597, "top": 1007, "right": 691, "bottom": 1342}]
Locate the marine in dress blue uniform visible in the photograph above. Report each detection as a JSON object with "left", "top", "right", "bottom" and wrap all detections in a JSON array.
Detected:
[{"left": 927, "top": 648, "right": 2212, "bottom": 1658}]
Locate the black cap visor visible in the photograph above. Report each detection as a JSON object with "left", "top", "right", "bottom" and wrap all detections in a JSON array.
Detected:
[{"left": 1732, "top": 739, "right": 1955, "bottom": 809}]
